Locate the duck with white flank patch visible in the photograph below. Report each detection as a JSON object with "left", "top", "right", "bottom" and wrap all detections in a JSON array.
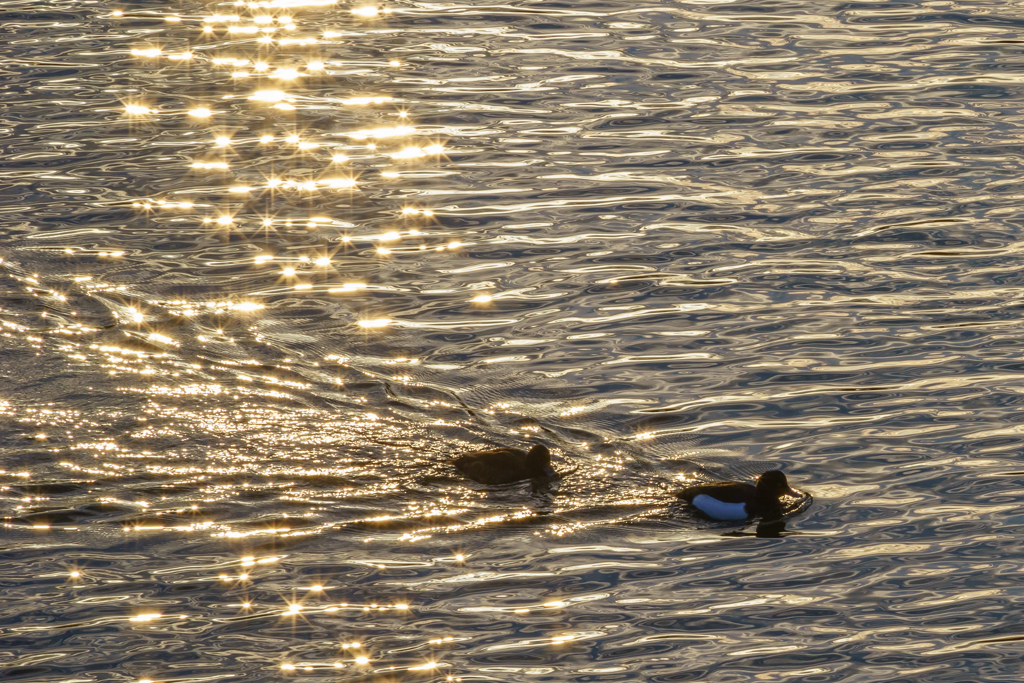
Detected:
[{"left": 678, "top": 470, "right": 806, "bottom": 521}]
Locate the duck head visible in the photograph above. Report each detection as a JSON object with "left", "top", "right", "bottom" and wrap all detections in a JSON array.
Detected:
[
  {"left": 526, "top": 444, "right": 556, "bottom": 477},
  {"left": 756, "top": 470, "right": 799, "bottom": 500}
]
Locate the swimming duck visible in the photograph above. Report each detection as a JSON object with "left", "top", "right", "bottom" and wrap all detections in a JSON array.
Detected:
[
  {"left": 452, "top": 443, "right": 556, "bottom": 485},
  {"left": 678, "top": 470, "right": 802, "bottom": 521}
]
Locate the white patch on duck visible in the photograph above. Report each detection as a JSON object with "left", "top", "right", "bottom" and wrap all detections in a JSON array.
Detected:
[{"left": 690, "top": 494, "right": 750, "bottom": 521}]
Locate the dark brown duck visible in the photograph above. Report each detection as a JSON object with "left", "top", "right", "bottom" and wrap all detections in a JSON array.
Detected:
[{"left": 452, "top": 444, "right": 555, "bottom": 485}]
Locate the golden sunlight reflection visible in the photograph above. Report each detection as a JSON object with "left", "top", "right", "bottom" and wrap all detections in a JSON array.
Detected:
[
  {"left": 270, "top": 68, "right": 302, "bottom": 80},
  {"left": 203, "top": 14, "right": 240, "bottom": 23},
  {"left": 147, "top": 332, "right": 177, "bottom": 346},
  {"left": 339, "top": 96, "right": 393, "bottom": 106},
  {"left": 249, "top": 89, "right": 292, "bottom": 103},
  {"left": 318, "top": 177, "right": 358, "bottom": 189},
  {"left": 132, "top": 199, "right": 194, "bottom": 210},
  {"left": 124, "top": 103, "right": 153, "bottom": 116},
  {"left": 353, "top": 5, "right": 393, "bottom": 17},
  {"left": 211, "top": 57, "right": 249, "bottom": 67},
  {"left": 348, "top": 125, "right": 414, "bottom": 140},
  {"left": 389, "top": 143, "right": 444, "bottom": 160},
  {"left": 129, "top": 613, "right": 162, "bottom": 622},
  {"left": 328, "top": 283, "right": 366, "bottom": 293},
  {"left": 391, "top": 147, "right": 427, "bottom": 160},
  {"left": 53, "top": 0, "right": 551, "bottom": 612}
]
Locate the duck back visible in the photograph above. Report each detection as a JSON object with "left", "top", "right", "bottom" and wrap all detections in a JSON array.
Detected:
[
  {"left": 678, "top": 481, "right": 757, "bottom": 505},
  {"left": 452, "top": 447, "right": 544, "bottom": 485}
]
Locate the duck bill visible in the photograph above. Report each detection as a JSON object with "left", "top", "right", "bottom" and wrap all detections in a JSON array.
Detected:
[{"left": 784, "top": 487, "right": 800, "bottom": 498}]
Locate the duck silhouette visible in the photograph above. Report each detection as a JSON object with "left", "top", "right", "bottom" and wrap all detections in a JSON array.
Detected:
[
  {"left": 452, "top": 443, "right": 556, "bottom": 485},
  {"left": 678, "top": 470, "right": 804, "bottom": 521}
]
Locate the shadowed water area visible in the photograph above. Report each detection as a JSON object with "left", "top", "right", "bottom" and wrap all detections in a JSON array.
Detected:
[{"left": 4, "top": 0, "right": 1024, "bottom": 680}]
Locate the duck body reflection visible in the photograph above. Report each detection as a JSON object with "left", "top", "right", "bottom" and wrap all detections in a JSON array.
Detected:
[
  {"left": 678, "top": 470, "right": 807, "bottom": 521},
  {"left": 452, "top": 443, "right": 556, "bottom": 485}
]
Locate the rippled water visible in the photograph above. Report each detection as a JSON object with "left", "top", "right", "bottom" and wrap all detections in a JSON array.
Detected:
[{"left": 5, "top": 0, "right": 1024, "bottom": 679}]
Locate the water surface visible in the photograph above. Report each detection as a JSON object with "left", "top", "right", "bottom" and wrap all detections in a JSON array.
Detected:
[{"left": 4, "top": 0, "right": 1024, "bottom": 680}]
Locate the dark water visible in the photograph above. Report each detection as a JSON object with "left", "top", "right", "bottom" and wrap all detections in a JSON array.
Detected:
[{"left": 5, "top": 0, "right": 1024, "bottom": 680}]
